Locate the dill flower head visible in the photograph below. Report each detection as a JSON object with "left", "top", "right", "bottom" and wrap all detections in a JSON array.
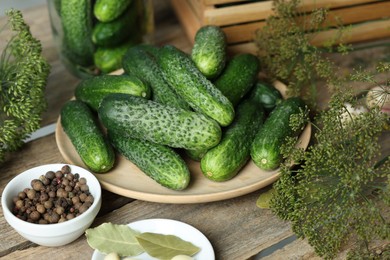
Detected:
[{"left": 0, "top": 9, "right": 50, "bottom": 163}]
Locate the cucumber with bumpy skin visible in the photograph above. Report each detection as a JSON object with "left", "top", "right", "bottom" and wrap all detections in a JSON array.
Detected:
[
  {"left": 75, "top": 74, "right": 150, "bottom": 111},
  {"left": 109, "top": 131, "right": 190, "bottom": 190},
  {"left": 201, "top": 98, "right": 265, "bottom": 181},
  {"left": 251, "top": 97, "right": 306, "bottom": 170},
  {"left": 93, "top": 40, "right": 138, "bottom": 74},
  {"left": 122, "top": 45, "right": 190, "bottom": 110},
  {"left": 191, "top": 25, "right": 226, "bottom": 79},
  {"left": 61, "top": 0, "right": 94, "bottom": 66},
  {"left": 93, "top": 0, "right": 132, "bottom": 22},
  {"left": 157, "top": 45, "right": 235, "bottom": 127},
  {"left": 92, "top": 4, "right": 138, "bottom": 47},
  {"left": 214, "top": 53, "right": 260, "bottom": 107},
  {"left": 98, "top": 93, "right": 222, "bottom": 150},
  {"left": 185, "top": 53, "right": 260, "bottom": 160},
  {"left": 61, "top": 100, "right": 115, "bottom": 173},
  {"left": 250, "top": 81, "right": 283, "bottom": 112}
]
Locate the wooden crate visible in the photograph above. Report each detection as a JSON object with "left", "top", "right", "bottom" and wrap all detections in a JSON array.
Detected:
[{"left": 170, "top": 0, "right": 390, "bottom": 54}]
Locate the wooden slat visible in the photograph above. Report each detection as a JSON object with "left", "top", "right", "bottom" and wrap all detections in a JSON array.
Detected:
[
  {"left": 185, "top": 0, "right": 206, "bottom": 21},
  {"left": 203, "top": 0, "right": 379, "bottom": 8},
  {"left": 223, "top": 1, "right": 390, "bottom": 44},
  {"left": 1, "top": 191, "right": 294, "bottom": 260},
  {"left": 228, "top": 41, "right": 258, "bottom": 55},
  {"left": 297, "top": 0, "right": 381, "bottom": 12},
  {"left": 309, "top": 19, "right": 390, "bottom": 46},
  {"left": 223, "top": 21, "right": 266, "bottom": 44},
  {"left": 228, "top": 18, "right": 390, "bottom": 54},
  {"left": 202, "top": 0, "right": 249, "bottom": 5},
  {"left": 197, "top": 0, "right": 382, "bottom": 26},
  {"left": 298, "top": 1, "right": 390, "bottom": 30},
  {"left": 203, "top": 1, "right": 273, "bottom": 26},
  {"left": 170, "top": 0, "right": 201, "bottom": 43}
]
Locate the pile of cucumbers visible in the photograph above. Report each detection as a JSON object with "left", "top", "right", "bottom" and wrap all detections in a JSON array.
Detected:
[
  {"left": 60, "top": 25, "right": 306, "bottom": 191},
  {"left": 57, "top": 0, "right": 149, "bottom": 76}
]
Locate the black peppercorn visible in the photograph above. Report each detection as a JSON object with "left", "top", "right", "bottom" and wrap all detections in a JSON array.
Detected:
[{"left": 12, "top": 165, "right": 94, "bottom": 224}]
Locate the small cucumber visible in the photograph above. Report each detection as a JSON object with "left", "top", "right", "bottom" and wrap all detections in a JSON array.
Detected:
[
  {"left": 122, "top": 44, "right": 190, "bottom": 110},
  {"left": 157, "top": 45, "right": 235, "bottom": 127},
  {"left": 185, "top": 53, "right": 260, "bottom": 160},
  {"left": 250, "top": 81, "right": 283, "bottom": 112},
  {"left": 94, "top": 40, "right": 138, "bottom": 74},
  {"left": 60, "top": 100, "right": 115, "bottom": 173},
  {"left": 200, "top": 98, "right": 265, "bottom": 181},
  {"left": 185, "top": 149, "right": 207, "bottom": 161},
  {"left": 93, "top": 0, "right": 133, "bottom": 22},
  {"left": 214, "top": 53, "right": 260, "bottom": 107},
  {"left": 92, "top": 5, "right": 138, "bottom": 47},
  {"left": 108, "top": 131, "right": 190, "bottom": 190},
  {"left": 75, "top": 74, "right": 150, "bottom": 111},
  {"left": 191, "top": 25, "right": 227, "bottom": 79},
  {"left": 250, "top": 97, "right": 306, "bottom": 171},
  {"left": 98, "top": 94, "right": 222, "bottom": 150},
  {"left": 60, "top": 0, "right": 94, "bottom": 66}
]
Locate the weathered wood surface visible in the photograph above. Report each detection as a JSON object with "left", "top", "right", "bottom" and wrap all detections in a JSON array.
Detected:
[{"left": 0, "top": 1, "right": 388, "bottom": 260}]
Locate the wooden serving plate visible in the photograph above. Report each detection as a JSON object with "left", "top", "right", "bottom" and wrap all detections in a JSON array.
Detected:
[{"left": 55, "top": 76, "right": 311, "bottom": 204}]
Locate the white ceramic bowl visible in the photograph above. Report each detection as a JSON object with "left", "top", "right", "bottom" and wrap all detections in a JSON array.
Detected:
[{"left": 1, "top": 164, "right": 102, "bottom": 247}]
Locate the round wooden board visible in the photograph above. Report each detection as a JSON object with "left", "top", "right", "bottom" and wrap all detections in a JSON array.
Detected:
[{"left": 55, "top": 80, "right": 311, "bottom": 203}]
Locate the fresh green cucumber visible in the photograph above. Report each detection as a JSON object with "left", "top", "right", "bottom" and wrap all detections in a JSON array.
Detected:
[
  {"left": 250, "top": 81, "right": 283, "bottom": 112},
  {"left": 185, "top": 148, "right": 207, "bottom": 161},
  {"left": 200, "top": 98, "right": 265, "bottom": 181},
  {"left": 92, "top": 5, "right": 138, "bottom": 47},
  {"left": 122, "top": 44, "right": 190, "bottom": 110},
  {"left": 93, "top": 0, "right": 133, "bottom": 22},
  {"left": 75, "top": 74, "right": 150, "bottom": 111},
  {"left": 98, "top": 94, "right": 222, "bottom": 150},
  {"left": 191, "top": 25, "right": 226, "bottom": 79},
  {"left": 214, "top": 53, "right": 260, "bottom": 107},
  {"left": 108, "top": 131, "right": 190, "bottom": 190},
  {"left": 157, "top": 45, "right": 235, "bottom": 127},
  {"left": 185, "top": 53, "right": 260, "bottom": 160},
  {"left": 94, "top": 40, "right": 138, "bottom": 74},
  {"left": 250, "top": 97, "right": 306, "bottom": 170},
  {"left": 60, "top": 100, "right": 115, "bottom": 173},
  {"left": 60, "top": 0, "right": 94, "bottom": 66}
]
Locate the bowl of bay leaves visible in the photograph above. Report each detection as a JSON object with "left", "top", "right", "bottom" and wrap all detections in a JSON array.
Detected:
[{"left": 87, "top": 218, "right": 214, "bottom": 260}]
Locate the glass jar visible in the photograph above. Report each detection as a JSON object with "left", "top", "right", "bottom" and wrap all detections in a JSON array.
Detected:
[{"left": 47, "top": 0, "right": 154, "bottom": 78}]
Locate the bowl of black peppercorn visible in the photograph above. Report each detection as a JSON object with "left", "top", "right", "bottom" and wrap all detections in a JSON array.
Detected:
[{"left": 1, "top": 164, "right": 102, "bottom": 247}]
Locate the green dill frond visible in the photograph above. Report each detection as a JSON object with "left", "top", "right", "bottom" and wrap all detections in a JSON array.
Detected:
[
  {"left": 0, "top": 9, "right": 50, "bottom": 163},
  {"left": 270, "top": 88, "right": 389, "bottom": 259},
  {"left": 255, "top": 0, "right": 348, "bottom": 108}
]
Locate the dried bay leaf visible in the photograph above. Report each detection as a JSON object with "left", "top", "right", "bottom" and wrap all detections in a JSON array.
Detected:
[
  {"left": 256, "top": 187, "right": 275, "bottom": 209},
  {"left": 85, "top": 222, "right": 144, "bottom": 257},
  {"left": 136, "top": 232, "right": 200, "bottom": 260}
]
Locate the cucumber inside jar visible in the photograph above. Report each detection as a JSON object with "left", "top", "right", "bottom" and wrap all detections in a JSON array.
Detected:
[{"left": 47, "top": 0, "right": 154, "bottom": 78}]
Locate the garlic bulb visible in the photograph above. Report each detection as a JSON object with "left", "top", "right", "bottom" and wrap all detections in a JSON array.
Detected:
[
  {"left": 340, "top": 103, "right": 368, "bottom": 126},
  {"left": 366, "top": 85, "right": 390, "bottom": 115},
  {"left": 171, "top": 255, "right": 194, "bottom": 260}
]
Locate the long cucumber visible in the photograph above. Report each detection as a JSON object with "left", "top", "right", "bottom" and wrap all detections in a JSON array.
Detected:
[
  {"left": 60, "top": 100, "right": 115, "bottom": 173},
  {"left": 157, "top": 45, "right": 235, "bottom": 127},
  {"left": 98, "top": 93, "right": 222, "bottom": 150},
  {"left": 75, "top": 74, "right": 150, "bottom": 111},
  {"left": 109, "top": 131, "right": 190, "bottom": 190},
  {"left": 122, "top": 45, "right": 190, "bottom": 110},
  {"left": 251, "top": 97, "right": 306, "bottom": 170},
  {"left": 201, "top": 98, "right": 265, "bottom": 181}
]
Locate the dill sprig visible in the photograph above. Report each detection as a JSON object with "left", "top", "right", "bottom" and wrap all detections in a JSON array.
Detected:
[
  {"left": 271, "top": 74, "right": 389, "bottom": 259},
  {"left": 255, "top": 0, "right": 389, "bottom": 258},
  {"left": 255, "top": 0, "right": 349, "bottom": 107},
  {"left": 0, "top": 9, "right": 50, "bottom": 163}
]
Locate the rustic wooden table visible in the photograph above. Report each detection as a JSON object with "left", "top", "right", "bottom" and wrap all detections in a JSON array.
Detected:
[{"left": 0, "top": 1, "right": 388, "bottom": 260}]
